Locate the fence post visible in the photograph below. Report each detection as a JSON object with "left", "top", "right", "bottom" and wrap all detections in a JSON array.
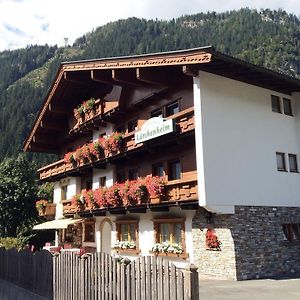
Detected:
[{"left": 189, "top": 264, "right": 199, "bottom": 300}]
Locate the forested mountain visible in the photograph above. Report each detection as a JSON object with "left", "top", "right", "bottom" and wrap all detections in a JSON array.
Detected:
[{"left": 1, "top": 8, "right": 300, "bottom": 164}]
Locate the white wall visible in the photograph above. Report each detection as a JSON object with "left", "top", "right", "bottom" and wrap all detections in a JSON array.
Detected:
[
  {"left": 194, "top": 71, "right": 300, "bottom": 213},
  {"left": 93, "top": 208, "right": 195, "bottom": 268},
  {"left": 93, "top": 123, "right": 113, "bottom": 141},
  {"left": 92, "top": 166, "right": 115, "bottom": 189}
]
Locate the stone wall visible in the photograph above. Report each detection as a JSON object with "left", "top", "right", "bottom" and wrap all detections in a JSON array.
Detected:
[{"left": 192, "top": 206, "right": 300, "bottom": 280}]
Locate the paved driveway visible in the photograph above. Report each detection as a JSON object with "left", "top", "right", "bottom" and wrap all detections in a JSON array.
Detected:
[
  {"left": 0, "top": 279, "right": 48, "bottom": 300},
  {"left": 200, "top": 278, "right": 300, "bottom": 300}
]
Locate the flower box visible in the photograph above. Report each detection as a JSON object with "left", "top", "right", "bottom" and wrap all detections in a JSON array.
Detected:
[
  {"left": 113, "top": 248, "right": 141, "bottom": 255},
  {"left": 150, "top": 251, "right": 189, "bottom": 259}
]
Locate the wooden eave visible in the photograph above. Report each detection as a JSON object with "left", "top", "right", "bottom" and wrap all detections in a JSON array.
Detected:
[{"left": 23, "top": 46, "right": 300, "bottom": 154}]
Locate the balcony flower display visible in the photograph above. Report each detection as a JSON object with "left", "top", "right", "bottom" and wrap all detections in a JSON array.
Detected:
[
  {"left": 205, "top": 229, "right": 221, "bottom": 251},
  {"left": 71, "top": 194, "right": 85, "bottom": 210},
  {"left": 114, "top": 240, "right": 136, "bottom": 249},
  {"left": 62, "top": 132, "right": 123, "bottom": 167},
  {"left": 35, "top": 199, "right": 48, "bottom": 214},
  {"left": 89, "top": 140, "right": 104, "bottom": 158},
  {"left": 74, "top": 98, "right": 96, "bottom": 119},
  {"left": 152, "top": 242, "right": 183, "bottom": 254},
  {"left": 68, "top": 176, "right": 165, "bottom": 212},
  {"left": 64, "top": 152, "right": 76, "bottom": 164}
]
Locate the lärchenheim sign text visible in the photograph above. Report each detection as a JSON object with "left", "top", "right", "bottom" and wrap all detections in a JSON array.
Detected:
[{"left": 135, "top": 117, "right": 174, "bottom": 144}]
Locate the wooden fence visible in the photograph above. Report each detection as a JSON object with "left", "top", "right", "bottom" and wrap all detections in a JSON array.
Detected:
[
  {"left": 0, "top": 248, "right": 199, "bottom": 300},
  {"left": 0, "top": 248, "right": 53, "bottom": 299}
]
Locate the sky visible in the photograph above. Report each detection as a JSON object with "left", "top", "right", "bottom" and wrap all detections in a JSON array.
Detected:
[{"left": 0, "top": 0, "right": 299, "bottom": 51}]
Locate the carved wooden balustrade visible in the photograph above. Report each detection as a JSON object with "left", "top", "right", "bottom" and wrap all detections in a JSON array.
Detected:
[
  {"left": 38, "top": 203, "right": 56, "bottom": 220},
  {"left": 62, "top": 176, "right": 198, "bottom": 215},
  {"left": 70, "top": 99, "right": 119, "bottom": 134},
  {"left": 38, "top": 107, "right": 195, "bottom": 181}
]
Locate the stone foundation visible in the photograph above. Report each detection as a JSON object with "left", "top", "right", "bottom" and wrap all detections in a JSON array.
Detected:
[{"left": 192, "top": 206, "right": 300, "bottom": 280}]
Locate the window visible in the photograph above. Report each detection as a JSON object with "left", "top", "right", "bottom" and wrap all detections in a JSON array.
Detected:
[
  {"left": 168, "top": 159, "right": 181, "bottom": 180},
  {"left": 99, "top": 176, "right": 106, "bottom": 187},
  {"left": 154, "top": 218, "right": 185, "bottom": 247},
  {"left": 166, "top": 101, "right": 179, "bottom": 117},
  {"left": 84, "top": 222, "right": 95, "bottom": 242},
  {"left": 276, "top": 152, "right": 286, "bottom": 171},
  {"left": 271, "top": 95, "right": 281, "bottom": 113},
  {"left": 116, "top": 220, "right": 138, "bottom": 244},
  {"left": 151, "top": 108, "right": 163, "bottom": 118},
  {"left": 61, "top": 185, "right": 68, "bottom": 201},
  {"left": 128, "top": 168, "right": 138, "bottom": 180},
  {"left": 288, "top": 154, "right": 298, "bottom": 173},
  {"left": 283, "top": 98, "right": 293, "bottom": 116},
  {"left": 152, "top": 162, "right": 164, "bottom": 177},
  {"left": 282, "top": 224, "right": 300, "bottom": 242},
  {"left": 128, "top": 119, "right": 138, "bottom": 133}
]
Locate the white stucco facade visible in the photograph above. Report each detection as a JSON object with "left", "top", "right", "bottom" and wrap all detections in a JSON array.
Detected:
[{"left": 194, "top": 71, "right": 300, "bottom": 213}]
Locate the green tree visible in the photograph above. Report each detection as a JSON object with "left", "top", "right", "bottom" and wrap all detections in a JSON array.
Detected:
[{"left": 0, "top": 155, "right": 38, "bottom": 238}]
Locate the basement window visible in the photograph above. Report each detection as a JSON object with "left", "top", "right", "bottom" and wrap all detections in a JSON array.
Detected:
[{"left": 282, "top": 223, "right": 300, "bottom": 242}]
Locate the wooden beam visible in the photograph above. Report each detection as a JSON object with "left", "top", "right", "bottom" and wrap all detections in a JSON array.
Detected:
[
  {"left": 136, "top": 68, "right": 180, "bottom": 86},
  {"left": 64, "top": 71, "right": 92, "bottom": 85},
  {"left": 28, "top": 143, "right": 59, "bottom": 154},
  {"left": 112, "top": 69, "right": 142, "bottom": 86},
  {"left": 48, "top": 103, "right": 68, "bottom": 115},
  {"left": 33, "top": 134, "right": 61, "bottom": 145},
  {"left": 91, "top": 70, "right": 115, "bottom": 85},
  {"left": 40, "top": 119, "right": 68, "bottom": 131},
  {"left": 182, "top": 65, "right": 199, "bottom": 77}
]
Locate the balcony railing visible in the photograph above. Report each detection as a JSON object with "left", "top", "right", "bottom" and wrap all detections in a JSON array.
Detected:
[
  {"left": 70, "top": 99, "right": 119, "bottom": 135},
  {"left": 38, "top": 107, "right": 195, "bottom": 181},
  {"left": 37, "top": 203, "right": 56, "bottom": 220},
  {"left": 62, "top": 176, "right": 198, "bottom": 215}
]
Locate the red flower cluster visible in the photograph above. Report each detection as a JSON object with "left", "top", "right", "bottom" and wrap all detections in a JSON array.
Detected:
[
  {"left": 70, "top": 176, "right": 165, "bottom": 210},
  {"left": 63, "top": 132, "right": 123, "bottom": 164},
  {"left": 205, "top": 229, "right": 221, "bottom": 251}
]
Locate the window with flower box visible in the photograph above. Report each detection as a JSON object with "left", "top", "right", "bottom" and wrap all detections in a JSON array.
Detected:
[
  {"left": 115, "top": 220, "right": 139, "bottom": 253},
  {"left": 152, "top": 217, "right": 187, "bottom": 258}
]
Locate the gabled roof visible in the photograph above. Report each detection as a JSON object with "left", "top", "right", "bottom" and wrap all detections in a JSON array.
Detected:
[{"left": 23, "top": 46, "right": 300, "bottom": 153}]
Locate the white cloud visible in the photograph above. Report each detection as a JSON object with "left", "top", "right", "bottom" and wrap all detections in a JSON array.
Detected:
[{"left": 0, "top": 0, "right": 299, "bottom": 51}]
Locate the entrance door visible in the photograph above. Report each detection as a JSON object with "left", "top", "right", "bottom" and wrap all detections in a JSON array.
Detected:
[{"left": 100, "top": 220, "right": 112, "bottom": 254}]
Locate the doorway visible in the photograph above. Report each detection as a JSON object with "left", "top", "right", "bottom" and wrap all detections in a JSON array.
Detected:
[{"left": 100, "top": 219, "right": 112, "bottom": 254}]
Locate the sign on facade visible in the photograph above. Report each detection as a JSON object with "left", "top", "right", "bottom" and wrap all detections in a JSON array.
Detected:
[{"left": 135, "top": 117, "right": 174, "bottom": 144}]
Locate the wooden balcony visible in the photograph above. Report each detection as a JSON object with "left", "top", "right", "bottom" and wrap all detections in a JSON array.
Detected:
[
  {"left": 62, "top": 176, "right": 198, "bottom": 216},
  {"left": 38, "top": 203, "right": 56, "bottom": 220},
  {"left": 38, "top": 107, "right": 195, "bottom": 181},
  {"left": 69, "top": 99, "right": 119, "bottom": 136}
]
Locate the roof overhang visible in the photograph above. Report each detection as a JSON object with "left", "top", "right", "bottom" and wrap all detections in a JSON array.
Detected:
[
  {"left": 23, "top": 46, "right": 300, "bottom": 154},
  {"left": 33, "top": 218, "right": 82, "bottom": 230}
]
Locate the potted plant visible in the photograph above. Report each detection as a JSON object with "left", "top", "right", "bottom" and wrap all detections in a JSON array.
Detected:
[
  {"left": 205, "top": 229, "right": 221, "bottom": 251},
  {"left": 36, "top": 199, "right": 48, "bottom": 215}
]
